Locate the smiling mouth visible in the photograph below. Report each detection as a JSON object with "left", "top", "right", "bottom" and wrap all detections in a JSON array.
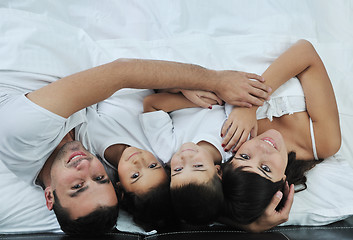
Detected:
[
  {"left": 181, "top": 149, "right": 197, "bottom": 153},
  {"left": 127, "top": 152, "right": 141, "bottom": 161},
  {"left": 262, "top": 137, "right": 277, "bottom": 150},
  {"left": 67, "top": 151, "right": 87, "bottom": 165}
]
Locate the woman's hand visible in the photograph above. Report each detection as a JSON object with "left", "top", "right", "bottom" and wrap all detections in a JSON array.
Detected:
[
  {"left": 221, "top": 107, "right": 258, "bottom": 152},
  {"left": 243, "top": 182, "right": 295, "bottom": 233},
  {"left": 180, "top": 89, "right": 223, "bottom": 109}
]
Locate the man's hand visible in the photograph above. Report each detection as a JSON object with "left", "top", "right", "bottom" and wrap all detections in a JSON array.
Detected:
[
  {"left": 214, "top": 70, "right": 271, "bottom": 107},
  {"left": 243, "top": 182, "right": 295, "bottom": 233},
  {"left": 180, "top": 89, "right": 223, "bottom": 109}
]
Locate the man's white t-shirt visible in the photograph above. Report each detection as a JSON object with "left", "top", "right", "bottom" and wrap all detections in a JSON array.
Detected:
[{"left": 0, "top": 72, "right": 89, "bottom": 187}]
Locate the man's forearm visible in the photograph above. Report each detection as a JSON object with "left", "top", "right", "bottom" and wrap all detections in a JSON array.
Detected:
[{"left": 113, "top": 58, "right": 217, "bottom": 91}]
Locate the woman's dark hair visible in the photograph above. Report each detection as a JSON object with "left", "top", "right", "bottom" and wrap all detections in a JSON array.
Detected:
[
  {"left": 170, "top": 173, "right": 224, "bottom": 225},
  {"left": 119, "top": 180, "right": 174, "bottom": 232},
  {"left": 221, "top": 151, "right": 322, "bottom": 225},
  {"left": 284, "top": 151, "right": 323, "bottom": 191},
  {"left": 52, "top": 190, "right": 118, "bottom": 235}
]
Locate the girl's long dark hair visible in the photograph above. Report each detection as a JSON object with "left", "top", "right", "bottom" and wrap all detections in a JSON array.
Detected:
[{"left": 221, "top": 151, "right": 322, "bottom": 225}]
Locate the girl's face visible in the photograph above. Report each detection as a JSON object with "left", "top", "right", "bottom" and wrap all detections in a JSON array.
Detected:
[
  {"left": 170, "top": 142, "right": 221, "bottom": 188},
  {"left": 230, "top": 129, "right": 288, "bottom": 182},
  {"left": 118, "top": 147, "right": 167, "bottom": 195}
]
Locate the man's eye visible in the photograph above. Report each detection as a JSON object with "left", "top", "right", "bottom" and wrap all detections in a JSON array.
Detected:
[
  {"left": 95, "top": 175, "right": 104, "bottom": 181},
  {"left": 149, "top": 163, "right": 157, "bottom": 168},
  {"left": 174, "top": 167, "right": 183, "bottom": 172},
  {"left": 131, "top": 173, "right": 139, "bottom": 179},
  {"left": 72, "top": 183, "right": 83, "bottom": 189},
  {"left": 240, "top": 154, "right": 250, "bottom": 160},
  {"left": 261, "top": 164, "right": 271, "bottom": 172},
  {"left": 193, "top": 164, "right": 203, "bottom": 168}
]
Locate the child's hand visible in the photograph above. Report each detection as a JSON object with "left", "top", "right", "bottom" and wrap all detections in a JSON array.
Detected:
[
  {"left": 180, "top": 90, "right": 223, "bottom": 109},
  {"left": 221, "top": 107, "right": 257, "bottom": 152}
]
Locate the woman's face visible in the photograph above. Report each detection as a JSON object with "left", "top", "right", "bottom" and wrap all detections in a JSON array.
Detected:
[
  {"left": 170, "top": 142, "right": 221, "bottom": 188},
  {"left": 230, "top": 129, "right": 288, "bottom": 182},
  {"left": 118, "top": 147, "right": 168, "bottom": 195}
]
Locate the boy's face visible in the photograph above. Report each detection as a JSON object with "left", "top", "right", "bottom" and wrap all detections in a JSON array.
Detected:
[
  {"left": 118, "top": 147, "right": 168, "bottom": 195},
  {"left": 170, "top": 142, "right": 221, "bottom": 188}
]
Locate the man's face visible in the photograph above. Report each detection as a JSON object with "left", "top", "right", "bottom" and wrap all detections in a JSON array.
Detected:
[{"left": 46, "top": 141, "right": 117, "bottom": 219}]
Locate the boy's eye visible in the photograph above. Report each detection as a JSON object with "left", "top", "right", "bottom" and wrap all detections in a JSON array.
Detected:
[
  {"left": 131, "top": 173, "right": 139, "bottom": 179},
  {"left": 149, "top": 163, "right": 157, "bottom": 168},
  {"left": 261, "top": 164, "right": 271, "bottom": 172},
  {"left": 193, "top": 164, "right": 203, "bottom": 168},
  {"left": 174, "top": 167, "right": 183, "bottom": 172},
  {"left": 240, "top": 154, "right": 250, "bottom": 160},
  {"left": 72, "top": 183, "right": 83, "bottom": 189}
]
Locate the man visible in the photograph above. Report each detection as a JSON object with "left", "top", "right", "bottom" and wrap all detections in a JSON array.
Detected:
[{"left": 1, "top": 56, "right": 277, "bottom": 234}]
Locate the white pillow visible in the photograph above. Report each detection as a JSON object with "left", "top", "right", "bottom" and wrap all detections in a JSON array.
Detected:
[
  {"left": 282, "top": 154, "right": 353, "bottom": 226},
  {"left": 0, "top": 160, "right": 61, "bottom": 233}
]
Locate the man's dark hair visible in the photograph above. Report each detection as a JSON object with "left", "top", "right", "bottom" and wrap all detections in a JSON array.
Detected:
[
  {"left": 170, "top": 173, "right": 224, "bottom": 225},
  {"left": 221, "top": 151, "right": 322, "bottom": 225},
  {"left": 52, "top": 190, "right": 118, "bottom": 235},
  {"left": 119, "top": 180, "right": 175, "bottom": 232}
]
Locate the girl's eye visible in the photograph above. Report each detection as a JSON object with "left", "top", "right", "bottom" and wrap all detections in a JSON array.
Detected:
[
  {"left": 261, "top": 164, "right": 271, "bottom": 172},
  {"left": 131, "top": 173, "right": 139, "bottom": 179},
  {"left": 72, "top": 183, "right": 83, "bottom": 189},
  {"left": 95, "top": 175, "right": 104, "bottom": 181},
  {"left": 240, "top": 154, "right": 250, "bottom": 160},
  {"left": 174, "top": 167, "right": 183, "bottom": 172},
  {"left": 193, "top": 164, "right": 203, "bottom": 168},
  {"left": 149, "top": 163, "right": 157, "bottom": 168}
]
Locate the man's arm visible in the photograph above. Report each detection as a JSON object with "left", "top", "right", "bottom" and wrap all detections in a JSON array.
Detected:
[{"left": 27, "top": 59, "right": 271, "bottom": 118}]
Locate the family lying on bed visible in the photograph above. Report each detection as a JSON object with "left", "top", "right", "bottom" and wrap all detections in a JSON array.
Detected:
[{"left": 0, "top": 39, "right": 340, "bottom": 235}]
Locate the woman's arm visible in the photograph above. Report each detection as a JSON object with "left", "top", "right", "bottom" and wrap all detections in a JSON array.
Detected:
[
  {"left": 27, "top": 59, "right": 270, "bottom": 118},
  {"left": 222, "top": 40, "right": 341, "bottom": 158},
  {"left": 261, "top": 40, "right": 341, "bottom": 158}
]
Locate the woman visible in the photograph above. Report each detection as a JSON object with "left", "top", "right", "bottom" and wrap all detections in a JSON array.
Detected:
[{"left": 220, "top": 39, "right": 341, "bottom": 225}]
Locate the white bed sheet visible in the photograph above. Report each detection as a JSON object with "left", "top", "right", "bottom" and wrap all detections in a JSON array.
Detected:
[{"left": 0, "top": 0, "right": 352, "bottom": 234}]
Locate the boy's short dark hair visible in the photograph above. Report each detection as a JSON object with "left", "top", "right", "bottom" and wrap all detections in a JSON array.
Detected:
[
  {"left": 170, "top": 173, "right": 224, "bottom": 225},
  {"left": 52, "top": 190, "right": 118, "bottom": 235}
]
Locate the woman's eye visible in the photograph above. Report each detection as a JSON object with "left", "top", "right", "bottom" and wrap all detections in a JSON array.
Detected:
[
  {"left": 193, "top": 164, "right": 203, "bottom": 168},
  {"left": 240, "top": 154, "right": 250, "bottom": 160},
  {"left": 131, "top": 172, "right": 139, "bottom": 179},
  {"left": 261, "top": 164, "right": 271, "bottom": 172},
  {"left": 95, "top": 175, "right": 104, "bottom": 181},
  {"left": 72, "top": 183, "right": 83, "bottom": 189},
  {"left": 149, "top": 163, "right": 157, "bottom": 168},
  {"left": 174, "top": 167, "right": 183, "bottom": 172}
]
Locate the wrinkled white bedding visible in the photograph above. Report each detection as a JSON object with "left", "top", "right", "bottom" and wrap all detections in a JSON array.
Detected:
[{"left": 0, "top": 0, "right": 352, "bottom": 234}]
